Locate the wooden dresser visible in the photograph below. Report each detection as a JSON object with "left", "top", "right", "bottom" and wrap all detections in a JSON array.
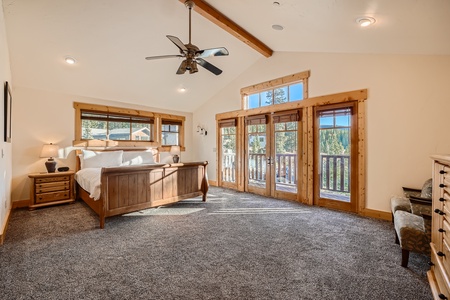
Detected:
[
  {"left": 428, "top": 155, "right": 450, "bottom": 299},
  {"left": 28, "top": 171, "right": 75, "bottom": 210}
]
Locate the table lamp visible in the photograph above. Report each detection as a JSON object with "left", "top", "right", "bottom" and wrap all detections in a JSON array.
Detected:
[
  {"left": 40, "top": 143, "right": 59, "bottom": 173},
  {"left": 170, "top": 146, "right": 181, "bottom": 163}
]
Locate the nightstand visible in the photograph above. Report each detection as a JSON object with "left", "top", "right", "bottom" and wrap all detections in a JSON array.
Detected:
[{"left": 28, "top": 170, "right": 75, "bottom": 210}]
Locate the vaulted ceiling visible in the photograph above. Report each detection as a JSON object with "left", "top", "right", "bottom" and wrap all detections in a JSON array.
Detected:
[{"left": 3, "top": 0, "right": 450, "bottom": 112}]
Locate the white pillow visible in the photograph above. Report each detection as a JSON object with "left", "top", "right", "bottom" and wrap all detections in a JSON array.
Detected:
[
  {"left": 121, "top": 151, "right": 155, "bottom": 166},
  {"left": 80, "top": 150, "right": 123, "bottom": 169}
]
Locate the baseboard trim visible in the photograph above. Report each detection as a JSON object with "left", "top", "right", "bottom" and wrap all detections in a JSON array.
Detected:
[
  {"left": 361, "top": 208, "right": 392, "bottom": 221},
  {"left": 0, "top": 207, "right": 12, "bottom": 245},
  {"left": 12, "top": 199, "right": 30, "bottom": 209},
  {"left": 208, "top": 180, "right": 218, "bottom": 187}
]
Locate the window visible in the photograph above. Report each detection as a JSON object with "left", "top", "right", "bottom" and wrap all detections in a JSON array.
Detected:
[
  {"left": 161, "top": 119, "right": 182, "bottom": 146},
  {"left": 73, "top": 102, "right": 185, "bottom": 150},
  {"left": 81, "top": 111, "right": 154, "bottom": 141},
  {"left": 242, "top": 70, "right": 309, "bottom": 110}
]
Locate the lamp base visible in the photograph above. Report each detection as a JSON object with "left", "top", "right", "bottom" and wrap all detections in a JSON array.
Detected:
[
  {"left": 45, "top": 159, "right": 57, "bottom": 173},
  {"left": 173, "top": 155, "right": 180, "bottom": 163}
]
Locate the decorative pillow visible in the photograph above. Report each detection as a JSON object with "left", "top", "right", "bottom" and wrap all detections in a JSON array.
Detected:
[
  {"left": 80, "top": 150, "right": 123, "bottom": 169},
  {"left": 122, "top": 151, "right": 155, "bottom": 166},
  {"left": 420, "top": 178, "right": 432, "bottom": 199}
]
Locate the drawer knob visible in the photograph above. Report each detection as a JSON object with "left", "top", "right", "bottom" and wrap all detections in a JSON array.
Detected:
[
  {"left": 440, "top": 198, "right": 446, "bottom": 202},
  {"left": 440, "top": 170, "right": 447, "bottom": 174},
  {"left": 428, "top": 261, "right": 435, "bottom": 266},
  {"left": 437, "top": 251, "right": 446, "bottom": 257},
  {"left": 439, "top": 228, "right": 446, "bottom": 233},
  {"left": 440, "top": 184, "right": 446, "bottom": 188},
  {"left": 439, "top": 294, "right": 448, "bottom": 300},
  {"left": 435, "top": 209, "right": 445, "bottom": 215}
]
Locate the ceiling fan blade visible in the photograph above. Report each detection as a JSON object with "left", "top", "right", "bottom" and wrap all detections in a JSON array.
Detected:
[
  {"left": 196, "top": 58, "right": 222, "bottom": 75},
  {"left": 145, "top": 54, "right": 183, "bottom": 60},
  {"left": 167, "top": 35, "right": 188, "bottom": 52},
  {"left": 196, "top": 47, "right": 229, "bottom": 58}
]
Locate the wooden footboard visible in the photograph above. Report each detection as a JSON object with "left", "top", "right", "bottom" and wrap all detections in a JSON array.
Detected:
[{"left": 77, "top": 162, "right": 208, "bottom": 228}]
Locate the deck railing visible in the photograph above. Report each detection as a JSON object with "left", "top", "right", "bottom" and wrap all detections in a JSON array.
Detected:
[
  {"left": 247, "top": 153, "right": 297, "bottom": 185},
  {"left": 320, "top": 154, "right": 350, "bottom": 193},
  {"left": 222, "top": 153, "right": 236, "bottom": 182}
]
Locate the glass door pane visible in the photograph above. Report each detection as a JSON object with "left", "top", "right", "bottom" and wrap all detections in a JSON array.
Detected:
[
  {"left": 248, "top": 124, "right": 267, "bottom": 189},
  {"left": 318, "top": 108, "right": 351, "bottom": 202},
  {"left": 274, "top": 121, "right": 298, "bottom": 194},
  {"left": 221, "top": 126, "right": 236, "bottom": 184}
]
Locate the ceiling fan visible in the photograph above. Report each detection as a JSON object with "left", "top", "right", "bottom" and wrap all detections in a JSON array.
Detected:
[{"left": 145, "top": 0, "right": 229, "bottom": 75}]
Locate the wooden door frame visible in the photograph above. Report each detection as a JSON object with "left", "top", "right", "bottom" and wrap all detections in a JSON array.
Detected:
[
  {"left": 215, "top": 89, "right": 368, "bottom": 215},
  {"left": 313, "top": 101, "right": 359, "bottom": 213}
]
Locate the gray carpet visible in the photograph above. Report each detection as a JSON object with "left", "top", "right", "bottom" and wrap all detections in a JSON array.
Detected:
[{"left": 0, "top": 187, "right": 432, "bottom": 299}]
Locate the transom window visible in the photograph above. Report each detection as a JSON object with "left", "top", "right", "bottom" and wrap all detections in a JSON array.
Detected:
[
  {"left": 247, "top": 82, "right": 304, "bottom": 109},
  {"left": 241, "top": 70, "right": 309, "bottom": 110}
]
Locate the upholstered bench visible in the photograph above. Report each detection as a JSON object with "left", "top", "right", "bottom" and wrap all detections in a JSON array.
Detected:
[
  {"left": 393, "top": 209, "right": 431, "bottom": 267},
  {"left": 390, "top": 179, "right": 432, "bottom": 267}
]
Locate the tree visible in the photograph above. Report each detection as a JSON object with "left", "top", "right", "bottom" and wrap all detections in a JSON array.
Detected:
[{"left": 264, "top": 88, "right": 288, "bottom": 105}]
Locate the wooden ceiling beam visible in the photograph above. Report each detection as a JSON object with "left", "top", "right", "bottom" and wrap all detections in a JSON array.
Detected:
[{"left": 179, "top": 0, "right": 273, "bottom": 58}]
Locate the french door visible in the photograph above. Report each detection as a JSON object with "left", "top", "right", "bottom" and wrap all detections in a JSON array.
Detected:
[
  {"left": 314, "top": 102, "right": 358, "bottom": 212},
  {"left": 245, "top": 111, "right": 300, "bottom": 200}
]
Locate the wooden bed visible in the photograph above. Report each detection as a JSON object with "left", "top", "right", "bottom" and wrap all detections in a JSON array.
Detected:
[{"left": 75, "top": 149, "right": 208, "bottom": 228}]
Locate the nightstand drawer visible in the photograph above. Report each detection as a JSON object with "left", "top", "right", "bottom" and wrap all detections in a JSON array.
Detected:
[
  {"left": 36, "top": 183, "right": 69, "bottom": 193},
  {"left": 36, "top": 175, "right": 70, "bottom": 184},
  {"left": 36, "top": 191, "right": 70, "bottom": 203},
  {"left": 36, "top": 180, "right": 69, "bottom": 190}
]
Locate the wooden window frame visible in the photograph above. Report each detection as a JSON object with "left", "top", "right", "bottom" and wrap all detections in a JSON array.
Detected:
[
  {"left": 73, "top": 102, "right": 185, "bottom": 151},
  {"left": 241, "top": 70, "right": 310, "bottom": 110},
  {"left": 161, "top": 119, "right": 183, "bottom": 147}
]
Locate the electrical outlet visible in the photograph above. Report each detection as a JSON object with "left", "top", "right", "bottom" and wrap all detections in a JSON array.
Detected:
[{"left": 213, "top": 147, "right": 217, "bottom": 152}]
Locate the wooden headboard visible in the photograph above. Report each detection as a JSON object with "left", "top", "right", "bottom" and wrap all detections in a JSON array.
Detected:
[{"left": 75, "top": 148, "right": 159, "bottom": 171}]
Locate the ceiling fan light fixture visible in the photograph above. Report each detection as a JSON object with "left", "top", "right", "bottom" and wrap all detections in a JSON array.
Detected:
[
  {"left": 189, "top": 60, "right": 198, "bottom": 74},
  {"left": 178, "top": 60, "right": 188, "bottom": 74},
  {"left": 356, "top": 17, "right": 376, "bottom": 27}
]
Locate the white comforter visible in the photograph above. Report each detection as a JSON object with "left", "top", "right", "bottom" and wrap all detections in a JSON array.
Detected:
[{"left": 75, "top": 168, "right": 102, "bottom": 200}]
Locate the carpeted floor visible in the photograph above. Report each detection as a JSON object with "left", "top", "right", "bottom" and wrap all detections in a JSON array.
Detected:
[{"left": 0, "top": 187, "right": 432, "bottom": 299}]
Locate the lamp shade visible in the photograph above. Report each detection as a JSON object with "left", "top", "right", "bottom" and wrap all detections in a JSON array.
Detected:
[
  {"left": 170, "top": 146, "right": 181, "bottom": 156},
  {"left": 40, "top": 143, "right": 59, "bottom": 158}
]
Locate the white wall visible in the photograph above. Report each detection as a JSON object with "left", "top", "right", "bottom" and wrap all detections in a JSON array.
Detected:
[
  {"left": 0, "top": 0, "right": 12, "bottom": 234},
  {"left": 11, "top": 87, "right": 194, "bottom": 201},
  {"left": 193, "top": 51, "right": 450, "bottom": 212}
]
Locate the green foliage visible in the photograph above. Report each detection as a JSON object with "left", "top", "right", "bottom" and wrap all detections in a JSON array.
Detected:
[{"left": 319, "top": 129, "right": 350, "bottom": 155}]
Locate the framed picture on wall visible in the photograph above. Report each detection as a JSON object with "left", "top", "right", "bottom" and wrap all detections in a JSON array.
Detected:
[{"left": 4, "top": 81, "right": 12, "bottom": 143}]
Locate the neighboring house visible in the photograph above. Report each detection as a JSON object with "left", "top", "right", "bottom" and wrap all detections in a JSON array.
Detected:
[{"left": 90, "top": 128, "right": 151, "bottom": 141}]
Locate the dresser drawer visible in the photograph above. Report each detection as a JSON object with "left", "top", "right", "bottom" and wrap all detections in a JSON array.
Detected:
[
  {"left": 36, "top": 191, "right": 70, "bottom": 203},
  {"left": 432, "top": 264, "right": 450, "bottom": 300},
  {"left": 35, "top": 175, "right": 70, "bottom": 184}
]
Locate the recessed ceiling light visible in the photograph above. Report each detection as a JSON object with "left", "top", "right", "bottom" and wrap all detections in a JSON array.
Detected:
[
  {"left": 178, "top": 87, "right": 187, "bottom": 93},
  {"left": 356, "top": 17, "right": 376, "bottom": 27},
  {"left": 272, "top": 24, "right": 284, "bottom": 31},
  {"left": 65, "top": 57, "right": 76, "bottom": 64}
]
